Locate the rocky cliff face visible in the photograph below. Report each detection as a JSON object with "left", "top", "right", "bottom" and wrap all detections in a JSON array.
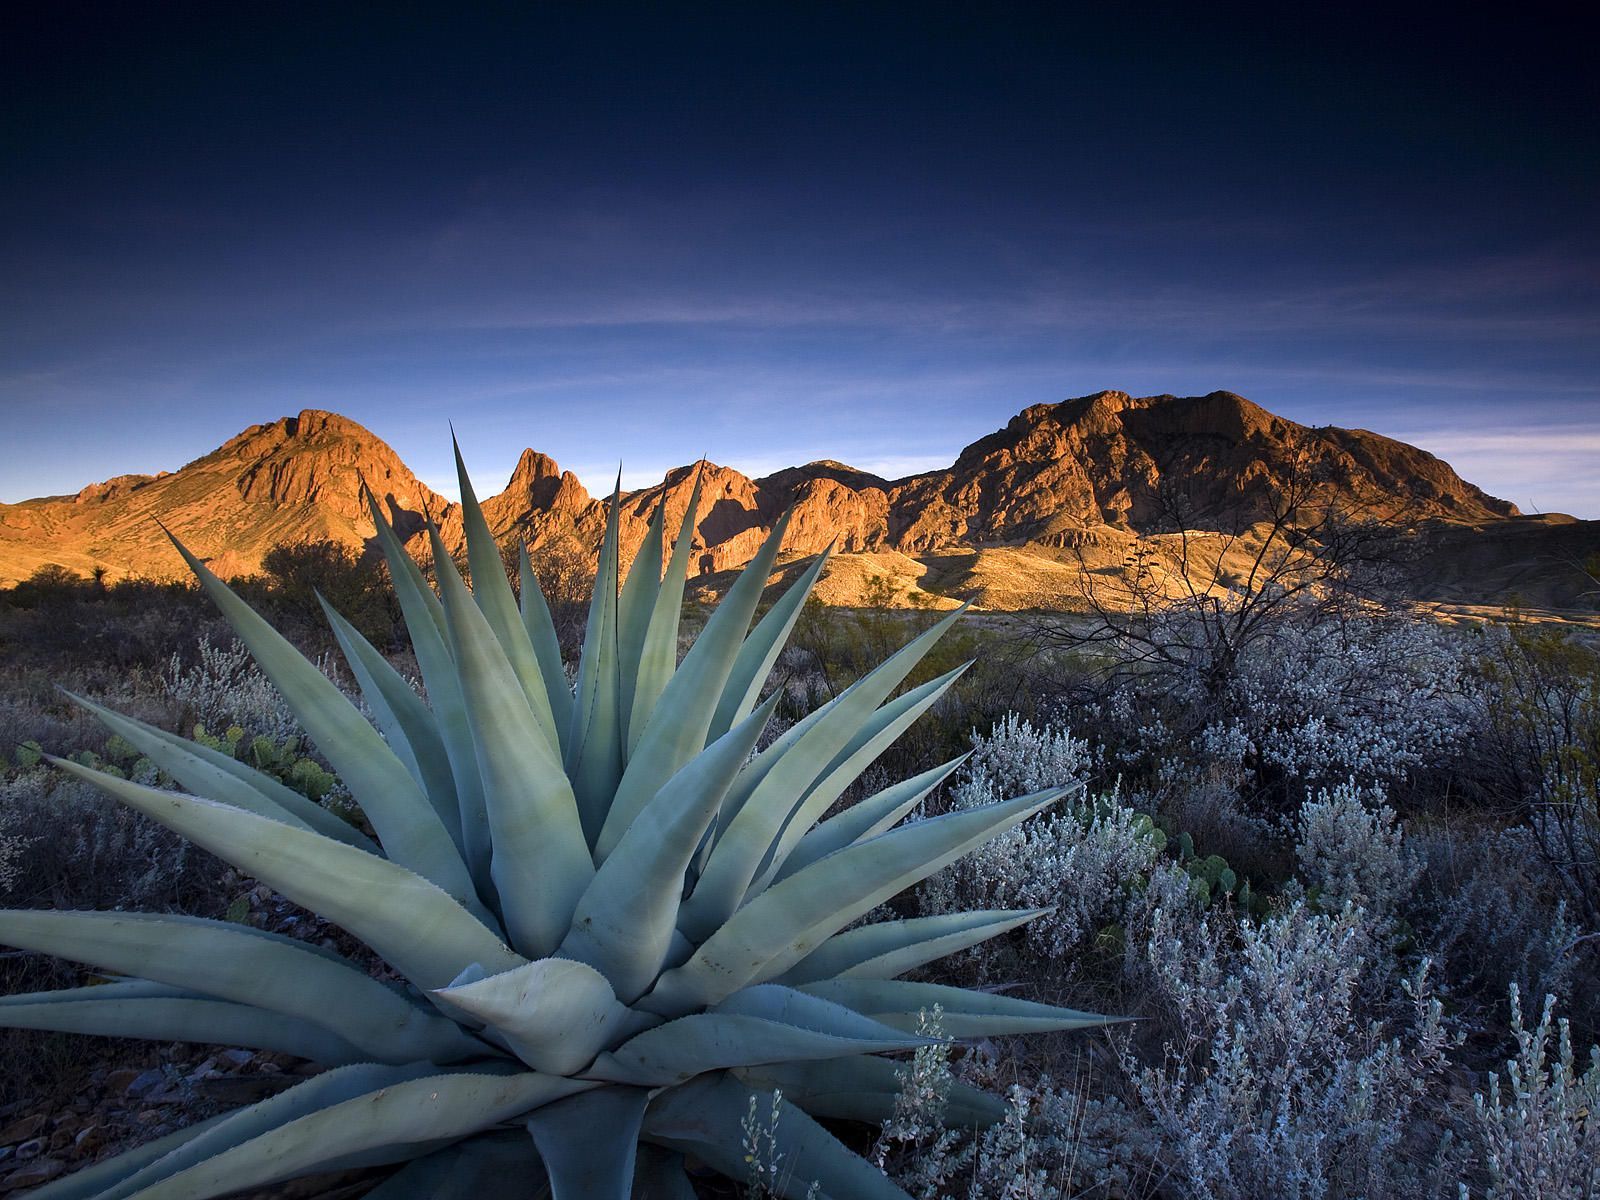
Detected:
[{"left": 0, "top": 392, "right": 1554, "bottom": 608}]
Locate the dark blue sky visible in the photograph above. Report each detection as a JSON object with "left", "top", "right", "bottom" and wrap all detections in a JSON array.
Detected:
[{"left": 4, "top": 2, "right": 1596, "bottom": 513}]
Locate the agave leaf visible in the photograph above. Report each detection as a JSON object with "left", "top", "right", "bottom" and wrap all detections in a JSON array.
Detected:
[
  {"left": 0, "top": 982, "right": 369, "bottom": 1064},
  {"left": 362, "top": 1133, "right": 548, "bottom": 1199},
  {"left": 732, "top": 1056, "right": 1006, "bottom": 1129},
  {"left": 49, "top": 759, "right": 521, "bottom": 991},
  {"left": 616, "top": 495, "right": 666, "bottom": 734},
  {"left": 126, "top": 1066, "right": 585, "bottom": 1200},
  {"left": 318, "top": 597, "right": 464, "bottom": 849},
  {"left": 25, "top": 1116, "right": 231, "bottom": 1200},
  {"left": 64, "top": 693, "right": 376, "bottom": 852},
  {"left": 434, "top": 958, "right": 638, "bottom": 1075},
  {"left": 525, "top": 1086, "right": 649, "bottom": 1200},
  {"left": 643, "top": 1074, "right": 913, "bottom": 1200},
  {"left": 744, "top": 663, "right": 973, "bottom": 903},
  {"left": 567, "top": 475, "right": 625, "bottom": 843},
  {"left": 518, "top": 542, "right": 575, "bottom": 744},
  {"left": 796, "top": 979, "right": 1120, "bottom": 1037},
  {"left": 558, "top": 691, "right": 781, "bottom": 1003},
  {"left": 453, "top": 439, "right": 562, "bottom": 751},
  {"left": 643, "top": 787, "right": 1070, "bottom": 1015},
  {"left": 774, "top": 909, "right": 1049, "bottom": 986},
  {"left": 427, "top": 522, "right": 594, "bottom": 958},
  {"left": 773, "top": 756, "right": 968, "bottom": 884},
  {"left": 598, "top": 508, "right": 793, "bottom": 860},
  {"left": 706, "top": 541, "right": 834, "bottom": 742},
  {"left": 361, "top": 484, "right": 448, "bottom": 638},
  {"left": 681, "top": 615, "right": 968, "bottom": 938},
  {"left": 366, "top": 494, "right": 494, "bottom": 890},
  {"left": 632, "top": 1145, "right": 699, "bottom": 1200},
  {"left": 163, "top": 531, "right": 478, "bottom": 904},
  {"left": 89, "top": 1063, "right": 442, "bottom": 1200},
  {"left": 586, "top": 985, "right": 932, "bottom": 1087},
  {"left": 0, "top": 907, "right": 481, "bottom": 1064},
  {"left": 626, "top": 465, "right": 705, "bottom": 755}
]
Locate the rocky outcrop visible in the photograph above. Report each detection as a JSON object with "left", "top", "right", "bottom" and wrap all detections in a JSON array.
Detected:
[{"left": 0, "top": 392, "right": 1570, "bottom": 611}]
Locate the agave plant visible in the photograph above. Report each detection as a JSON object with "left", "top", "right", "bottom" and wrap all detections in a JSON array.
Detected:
[{"left": 1, "top": 447, "right": 1110, "bottom": 1200}]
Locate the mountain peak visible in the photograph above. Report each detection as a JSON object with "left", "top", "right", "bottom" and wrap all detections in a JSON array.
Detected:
[{"left": 0, "top": 390, "right": 1543, "bottom": 597}]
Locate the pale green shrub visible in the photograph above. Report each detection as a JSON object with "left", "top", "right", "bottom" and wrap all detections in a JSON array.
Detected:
[{"left": 1462, "top": 986, "right": 1600, "bottom": 1200}]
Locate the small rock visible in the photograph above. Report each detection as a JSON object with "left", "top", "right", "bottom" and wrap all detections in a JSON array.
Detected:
[
  {"left": 1, "top": 1157, "right": 66, "bottom": 1190},
  {"left": 0, "top": 1114, "right": 46, "bottom": 1145},
  {"left": 103, "top": 1068, "right": 142, "bottom": 1095},
  {"left": 126, "top": 1069, "right": 165, "bottom": 1099},
  {"left": 72, "top": 1124, "right": 105, "bottom": 1157},
  {"left": 14, "top": 1140, "right": 42, "bottom": 1162},
  {"left": 219, "top": 1049, "right": 254, "bottom": 1068},
  {"left": 136, "top": 1111, "right": 162, "bottom": 1127},
  {"left": 0, "top": 1148, "right": 10, "bottom": 1167},
  {"left": 47, "top": 1129, "right": 72, "bottom": 1153}
]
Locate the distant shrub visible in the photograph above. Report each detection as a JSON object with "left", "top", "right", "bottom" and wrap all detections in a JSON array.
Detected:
[
  {"left": 1295, "top": 780, "right": 1419, "bottom": 921},
  {"left": 163, "top": 636, "right": 304, "bottom": 744},
  {"left": 252, "top": 537, "right": 399, "bottom": 647}
]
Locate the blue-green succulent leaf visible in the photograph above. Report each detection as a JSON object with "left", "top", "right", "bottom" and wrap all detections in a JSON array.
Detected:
[
  {"left": 616, "top": 495, "right": 666, "bottom": 740},
  {"left": 64, "top": 693, "right": 376, "bottom": 852},
  {"left": 48, "top": 759, "right": 521, "bottom": 991},
  {"left": 643, "top": 787, "right": 1069, "bottom": 1015},
  {"left": 427, "top": 521, "right": 594, "bottom": 958},
  {"left": 774, "top": 909, "right": 1049, "bottom": 985},
  {"left": 796, "top": 979, "right": 1120, "bottom": 1037},
  {"left": 365, "top": 494, "right": 494, "bottom": 891},
  {"left": 625, "top": 466, "right": 705, "bottom": 756},
  {"left": 319, "top": 596, "right": 464, "bottom": 849},
  {"left": 519, "top": 541, "right": 575, "bottom": 745},
  {"left": 362, "top": 1133, "right": 548, "bottom": 1199},
  {"left": 525, "top": 1086, "right": 649, "bottom": 1200},
  {"left": 706, "top": 541, "right": 834, "bottom": 742},
  {"left": 597, "top": 508, "right": 793, "bottom": 860},
  {"left": 567, "top": 475, "right": 625, "bottom": 844},
  {"left": 163, "top": 530, "right": 478, "bottom": 905},
  {"left": 559, "top": 691, "right": 781, "bottom": 1003},
  {"left": 587, "top": 985, "right": 932, "bottom": 1087},
  {"left": 0, "top": 982, "right": 368, "bottom": 1065},
  {"left": 434, "top": 958, "right": 637, "bottom": 1076},
  {"left": 773, "top": 756, "right": 968, "bottom": 883},
  {"left": 733, "top": 1057, "right": 1006, "bottom": 1129},
  {"left": 0, "top": 907, "right": 482, "bottom": 1063},
  {"left": 453, "top": 439, "right": 563, "bottom": 752},
  {"left": 24, "top": 1116, "right": 231, "bottom": 1200}
]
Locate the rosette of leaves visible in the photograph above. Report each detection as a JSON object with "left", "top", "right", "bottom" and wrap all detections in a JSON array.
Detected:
[{"left": 0, "top": 447, "right": 1111, "bottom": 1200}]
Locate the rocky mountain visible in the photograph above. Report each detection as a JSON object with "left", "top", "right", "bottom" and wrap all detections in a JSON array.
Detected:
[{"left": 1, "top": 391, "right": 1589, "bottom": 613}]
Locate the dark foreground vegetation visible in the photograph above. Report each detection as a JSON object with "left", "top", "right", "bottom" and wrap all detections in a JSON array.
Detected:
[{"left": 1, "top": 541, "right": 1597, "bottom": 1198}]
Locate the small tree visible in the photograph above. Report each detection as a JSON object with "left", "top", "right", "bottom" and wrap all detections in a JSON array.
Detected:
[{"left": 1033, "top": 457, "right": 1408, "bottom": 703}]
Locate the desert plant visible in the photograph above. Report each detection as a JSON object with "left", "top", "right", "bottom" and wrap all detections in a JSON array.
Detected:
[
  {"left": 1463, "top": 985, "right": 1600, "bottom": 1199},
  {"left": 0, "top": 446, "right": 1111, "bottom": 1200}
]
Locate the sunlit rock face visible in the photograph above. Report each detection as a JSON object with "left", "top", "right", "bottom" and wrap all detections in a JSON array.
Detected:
[{"left": 0, "top": 392, "right": 1544, "bottom": 606}]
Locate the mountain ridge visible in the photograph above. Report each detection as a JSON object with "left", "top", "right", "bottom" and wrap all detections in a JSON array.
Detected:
[{"left": 2, "top": 391, "right": 1587, "bottom": 612}]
